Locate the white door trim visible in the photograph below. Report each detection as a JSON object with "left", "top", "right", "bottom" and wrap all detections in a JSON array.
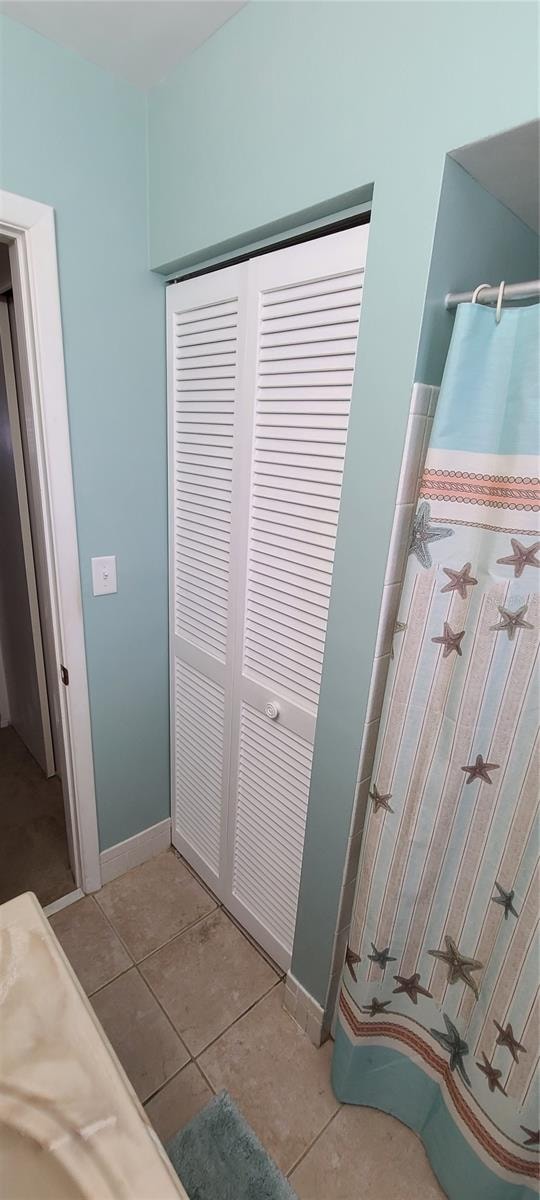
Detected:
[{"left": 0, "top": 188, "right": 101, "bottom": 894}]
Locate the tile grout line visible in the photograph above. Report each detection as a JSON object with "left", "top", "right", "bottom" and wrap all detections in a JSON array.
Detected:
[
  {"left": 172, "top": 847, "right": 284, "bottom": 978},
  {"left": 87, "top": 962, "right": 135, "bottom": 1000},
  {"left": 83, "top": 856, "right": 287, "bottom": 1045},
  {"left": 143, "top": 1057, "right": 214, "bottom": 1108},
  {"left": 90, "top": 892, "right": 139, "bottom": 963},
  {"left": 191, "top": 1056, "right": 218, "bottom": 1101},
  {"left": 81, "top": 868, "right": 282, "bottom": 1045},
  {"left": 194, "top": 977, "right": 284, "bottom": 1063},
  {"left": 55, "top": 878, "right": 347, "bottom": 1183},
  {"left": 136, "top": 944, "right": 281, "bottom": 1065},
  {"left": 286, "top": 1103, "right": 343, "bottom": 1179},
  {"left": 94, "top": 877, "right": 285, "bottom": 1089},
  {"left": 85, "top": 901, "right": 193, "bottom": 1069},
  {"left": 141, "top": 978, "right": 284, "bottom": 1110},
  {"left": 132, "top": 960, "right": 193, "bottom": 1064},
  {"left": 50, "top": 853, "right": 444, "bottom": 1191},
  {"left": 222, "top": 906, "right": 285, "bottom": 978},
  {"left": 171, "top": 846, "right": 222, "bottom": 907},
  {"left": 82, "top": 898, "right": 194, "bottom": 1096},
  {"left": 86, "top": 895, "right": 219, "bottom": 1065},
  {"left": 94, "top": 848, "right": 280, "bottom": 986},
  {"left": 132, "top": 903, "right": 219, "bottom": 968},
  {"left": 93, "top": 888, "right": 219, "bottom": 968},
  {"left": 51, "top": 893, "right": 136, "bottom": 1000},
  {"left": 59, "top": 858, "right": 317, "bottom": 1158}
]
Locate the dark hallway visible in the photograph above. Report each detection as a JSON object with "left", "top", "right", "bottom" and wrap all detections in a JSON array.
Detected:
[{"left": 0, "top": 725, "right": 74, "bottom": 906}]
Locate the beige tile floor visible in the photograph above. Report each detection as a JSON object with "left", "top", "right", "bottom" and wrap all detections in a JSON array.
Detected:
[{"left": 50, "top": 848, "right": 446, "bottom": 1199}]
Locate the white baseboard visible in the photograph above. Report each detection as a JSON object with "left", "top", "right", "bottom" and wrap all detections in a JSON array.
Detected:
[
  {"left": 283, "top": 971, "right": 327, "bottom": 1047},
  {"left": 100, "top": 818, "right": 171, "bottom": 885},
  {"left": 43, "top": 888, "right": 84, "bottom": 917}
]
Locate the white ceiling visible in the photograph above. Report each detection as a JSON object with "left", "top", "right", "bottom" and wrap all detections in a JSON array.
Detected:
[
  {"left": 0, "top": 0, "right": 247, "bottom": 89},
  {"left": 452, "top": 120, "right": 540, "bottom": 234}
]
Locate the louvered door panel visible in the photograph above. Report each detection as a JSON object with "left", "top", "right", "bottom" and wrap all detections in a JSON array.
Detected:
[
  {"left": 225, "top": 225, "right": 370, "bottom": 967},
  {"left": 174, "top": 660, "right": 225, "bottom": 875},
  {"left": 244, "top": 257, "right": 364, "bottom": 711},
  {"left": 173, "top": 296, "right": 237, "bottom": 663},
  {"left": 168, "top": 264, "right": 246, "bottom": 891},
  {"left": 233, "top": 703, "right": 314, "bottom": 950}
]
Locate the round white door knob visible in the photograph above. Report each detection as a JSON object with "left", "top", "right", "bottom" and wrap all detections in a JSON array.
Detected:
[{"left": 264, "top": 701, "right": 280, "bottom": 721}]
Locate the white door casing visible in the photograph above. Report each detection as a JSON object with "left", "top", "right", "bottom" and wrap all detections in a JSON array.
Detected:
[
  {"left": 168, "top": 224, "right": 369, "bottom": 967},
  {"left": 6, "top": 293, "right": 76, "bottom": 871},
  {"left": 0, "top": 190, "right": 100, "bottom": 894}
]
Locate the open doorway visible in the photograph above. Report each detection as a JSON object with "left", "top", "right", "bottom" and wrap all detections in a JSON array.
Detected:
[
  {"left": 0, "top": 247, "right": 75, "bottom": 905},
  {"left": 0, "top": 190, "right": 101, "bottom": 909}
]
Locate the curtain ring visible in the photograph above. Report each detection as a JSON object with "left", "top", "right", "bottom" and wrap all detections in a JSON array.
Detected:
[
  {"left": 471, "top": 283, "right": 492, "bottom": 304},
  {"left": 495, "top": 280, "right": 506, "bottom": 324}
]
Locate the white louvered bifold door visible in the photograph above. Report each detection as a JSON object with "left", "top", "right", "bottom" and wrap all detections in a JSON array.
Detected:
[
  {"left": 167, "top": 264, "right": 247, "bottom": 893},
  {"left": 224, "top": 225, "right": 369, "bottom": 967},
  {"left": 168, "top": 225, "right": 369, "bottom": 965}
]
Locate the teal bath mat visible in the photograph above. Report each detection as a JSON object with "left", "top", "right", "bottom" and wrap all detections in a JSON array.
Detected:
[{"left": 166, "top": 1090, "right": 297, "bottom": 1200}]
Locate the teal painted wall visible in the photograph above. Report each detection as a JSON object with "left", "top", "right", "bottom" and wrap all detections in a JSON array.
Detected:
[
  {"left": 0, "top": 17, "right": 169, "bottom": 849},
  {"left": 148, "top": 1, "right": 538, "bottom": 1003},
  {"left": 416, "top": 157, "right": 540, "bottom": 386},
  {"left": 1, "top": 2, "right": 537, "bottom": 999}
]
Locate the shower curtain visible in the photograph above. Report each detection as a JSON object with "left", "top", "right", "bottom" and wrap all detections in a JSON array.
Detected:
[{"left": 332, "top": 302, "right": 539, "bottom": 1200}]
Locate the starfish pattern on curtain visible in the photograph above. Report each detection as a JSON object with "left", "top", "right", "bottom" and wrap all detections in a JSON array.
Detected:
[{"left": 332, "top": 303, "right": 540, "bottom": 1200}]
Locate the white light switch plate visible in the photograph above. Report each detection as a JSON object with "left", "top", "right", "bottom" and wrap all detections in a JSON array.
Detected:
[{"left": 91, "top": 555, "right": 117, "bottom": 596}]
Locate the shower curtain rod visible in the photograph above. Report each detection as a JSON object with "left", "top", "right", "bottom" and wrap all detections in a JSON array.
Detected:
[{"left": 445, "top": 279, "right": 540, "bottom": 309}]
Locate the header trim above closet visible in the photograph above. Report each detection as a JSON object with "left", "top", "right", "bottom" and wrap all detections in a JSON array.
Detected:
[{"left": 167, "top": 210, "right": 371, "bottom": 286}]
